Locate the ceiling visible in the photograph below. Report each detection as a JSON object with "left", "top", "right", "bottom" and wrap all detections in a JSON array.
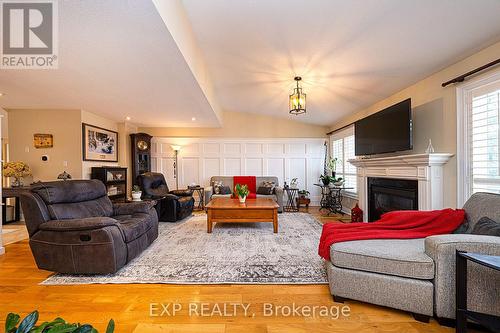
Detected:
[
  {"left": 1, "top": 0, "right": 500, "bottom": 127},
  {"left": 182, "top": 0, "right": 500, "bottom": 125},
  {"left": 0, "top": 0, "right": 220, "bottom": 127}
]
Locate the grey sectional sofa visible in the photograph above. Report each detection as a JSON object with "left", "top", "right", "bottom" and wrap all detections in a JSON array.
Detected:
[
  {"left": 326, "top": 192, "right": 500, "bottom": 322},
  {"left": 20, "top": 180, "right": 159, "bottom": 274},
  {"left": 205, "top": 176, "right": 284, "bottom": 213}
]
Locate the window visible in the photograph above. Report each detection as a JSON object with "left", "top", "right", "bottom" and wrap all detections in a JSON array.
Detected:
[
  {"left": 330, "top": 126, "right": 357, "bottom": 196},
  {"left": 471, "top": 87, "right": 499, "bottom": 194},
  {"left": 457, "top": 70, "right": 500, "bottom": 206}
]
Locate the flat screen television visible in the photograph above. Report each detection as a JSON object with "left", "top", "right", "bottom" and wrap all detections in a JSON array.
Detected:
[{"left": 354, "top": 98, "right": 412, "bottom": 156}]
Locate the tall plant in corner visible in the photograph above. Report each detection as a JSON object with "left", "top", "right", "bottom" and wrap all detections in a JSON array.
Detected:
[{"left": 234, "top": 183, "right": 249, "bottom": 204}]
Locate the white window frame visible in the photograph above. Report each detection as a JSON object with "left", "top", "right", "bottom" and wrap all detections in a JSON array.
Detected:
[
  {"left": 456, "top": 69, "right": 500, "bottom": 207},
  {"left": 330, "top": 125, "right": 357, "bottom": 198}
]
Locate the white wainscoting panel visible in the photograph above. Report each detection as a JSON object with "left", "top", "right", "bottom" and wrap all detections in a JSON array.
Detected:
[
  {"left": 203, "top": 158, "right": 220, "bottom": 179},
  {"left": 224, "top": 158, "right": 242, "bottom": 176},
  {"left": 151, "top": 138, "right": 326, "bottom": 205},
  {"left": 245, "top": 158, "right": 263, "bottom": 176}
]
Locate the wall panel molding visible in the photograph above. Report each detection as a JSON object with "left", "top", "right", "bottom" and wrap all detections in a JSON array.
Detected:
[{"left": 151, "top": 137, "right": 326, "bottom": 205}]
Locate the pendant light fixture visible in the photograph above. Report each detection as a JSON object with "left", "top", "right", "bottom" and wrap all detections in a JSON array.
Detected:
[{"left": 289, "top": 76, "right": 306, "bottom": 115}]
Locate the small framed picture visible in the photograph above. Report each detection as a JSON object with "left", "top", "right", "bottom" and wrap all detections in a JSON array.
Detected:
[
  {"left": 82, "top": 123, "right": 118, "bottom": 162},
  {"left": 33, "top": 133, "right": 53, "bottom": 148}
]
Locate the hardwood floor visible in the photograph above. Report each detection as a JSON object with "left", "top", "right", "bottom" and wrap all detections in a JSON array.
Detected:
[{"left": 0, "top": 209, "right": 459, "bottom": 333}]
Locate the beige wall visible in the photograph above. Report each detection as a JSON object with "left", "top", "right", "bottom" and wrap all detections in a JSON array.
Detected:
[
  {"left": 329, "top": 40, "right": 500, "bottom": 208},
  {"left": 8, "top": 109, "right": 83, "bottom": 181},
  {"left": 1, "top": 108, "right": 8, "bottom": 140},
  {"left": 8, "top": 109, "right": 132, "bottom": 185},
  {"left": 140, "top": 111, "right": 328, "bottom": 138}
]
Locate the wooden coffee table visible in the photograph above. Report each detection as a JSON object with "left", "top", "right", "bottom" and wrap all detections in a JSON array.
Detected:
[{"left": 205, "top": 198, "right": 279, "bottom": 233}]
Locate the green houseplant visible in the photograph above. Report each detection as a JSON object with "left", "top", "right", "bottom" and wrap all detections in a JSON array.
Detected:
[
  {"left": 131, "top": 185, "right": 142, "bottom": 201},
  {"left": 5, "top": 311, "right": 115, "bottom": 333},
  {"left": 234, "top": 183, "right": 250, "bottom": 203},
  {"left": 298, "top": 190, "right": 310, "bottom": 199},
  {"left": 320, "top": 174, "right": 331, "bottom": 186}
]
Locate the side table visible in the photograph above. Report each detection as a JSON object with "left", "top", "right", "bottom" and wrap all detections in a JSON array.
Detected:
[
  {"left": 456, "top": 251, "right": 500, "bottom": 333},
  {"left": 296, "top": 197, "right": 311, "bottom": 209},
  {"left": 313, "top": 184, "right": 354, "bottom": 215},
  {"left": 284, "top": 188, "right": 299, "bottom": 212},
  {"left": 2, "top": 186, "right": 31, "bottom": 224},
  {"left": 188, "top": 186, "right": 205, "bottom": 211}
]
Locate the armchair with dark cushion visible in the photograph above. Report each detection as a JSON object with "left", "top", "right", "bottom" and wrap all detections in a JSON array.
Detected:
[
  {"left": 137, "top": 172, "right": 194, "bottom": 222},
  {"left": 20, "top": 180, "right": 159, "bottom": 274}
]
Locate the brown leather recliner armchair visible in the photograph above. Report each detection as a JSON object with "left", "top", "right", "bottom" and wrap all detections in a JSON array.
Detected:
[
  {"left": 20, "top": 180, "right": 159, "bottom": 274},
  {"left": 137, "top": 172, "right": 194, "bottom": 222}
]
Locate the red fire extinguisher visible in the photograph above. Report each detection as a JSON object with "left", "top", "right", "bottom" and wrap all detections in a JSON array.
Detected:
[{"left": 351, "top": 204, "right": 363, "bottom": 222}]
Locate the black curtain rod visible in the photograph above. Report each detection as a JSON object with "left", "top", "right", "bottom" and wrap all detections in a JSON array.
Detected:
[{"left": 442, "top": 58, "right": 500, "bottom": 87}]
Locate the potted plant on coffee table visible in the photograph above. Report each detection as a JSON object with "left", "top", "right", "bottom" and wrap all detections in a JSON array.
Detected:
[
  {"left": 131, "top": 185, "right": 142, "bottom": 201},
  {"left": 234, "top": 183, "right": 249, "bottom": 203}
]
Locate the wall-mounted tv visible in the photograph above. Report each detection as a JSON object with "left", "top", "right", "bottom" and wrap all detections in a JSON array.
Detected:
[{"left": 354, "top": 98, "right": 412, "bottom": 156}]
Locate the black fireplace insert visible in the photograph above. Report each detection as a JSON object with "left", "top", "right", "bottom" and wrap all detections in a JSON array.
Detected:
[{"left": 367, "top": 177, "right": 418, "bottom": 222}]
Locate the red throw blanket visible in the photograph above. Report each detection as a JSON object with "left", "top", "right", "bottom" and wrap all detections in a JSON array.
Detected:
[
  {"left": 233, "top": 176, "right": 257, "bottom": 199},
  {"left": 318, "top": 209, "right": 465, "bottom": 261}
]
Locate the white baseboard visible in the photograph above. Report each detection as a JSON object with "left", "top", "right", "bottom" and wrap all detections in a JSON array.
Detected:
[{"left": 341, "top": 206, "right": 351, "bottom": 215}]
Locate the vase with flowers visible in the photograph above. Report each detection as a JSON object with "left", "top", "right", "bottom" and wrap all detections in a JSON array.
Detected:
[{"left": 3, "top": 161, "right": 32, "bottom": 187}]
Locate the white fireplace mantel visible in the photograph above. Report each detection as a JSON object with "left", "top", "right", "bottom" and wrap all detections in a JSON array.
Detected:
[{"left": 349, "top": 153, "right": 454, "bottom": 219}]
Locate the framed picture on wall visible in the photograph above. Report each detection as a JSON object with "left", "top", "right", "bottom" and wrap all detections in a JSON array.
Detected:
[{"left": 82, "top": 123, "right": 118, "bottom": 162}]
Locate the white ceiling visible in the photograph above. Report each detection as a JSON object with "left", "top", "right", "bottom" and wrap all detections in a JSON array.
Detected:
[
  {"left": 1, "top": 0, "right": 500, "bottom": 127},
  {"left": 182, "top": 0, "right": 500, "bottom": 125},
  {"left": 0, "top": 0, "right": 220, "bottom": 127}
]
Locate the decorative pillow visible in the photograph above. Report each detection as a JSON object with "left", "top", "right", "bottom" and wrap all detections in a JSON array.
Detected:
[
  {"left": 212, "top": 181, "right": 223, "bottom": 194},
  {"left": 471, "top": 216, "right": 500, "bottom": 236},
  {"left": 257, "top": 186, "right": 274, "bottom": 195},
  {"left": 220, "top": 186, "right": 232, "bottom": 195},
  {"left": 453, "top": 220, "right": 470, "bottom": 234},
  {"left": 259, "top": 181, "right": 276, "bottom": 194}
]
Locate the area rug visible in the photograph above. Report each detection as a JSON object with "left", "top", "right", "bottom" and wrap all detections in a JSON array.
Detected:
[{"left": 41, "top": 212, "right": 327, "bottom": 285}]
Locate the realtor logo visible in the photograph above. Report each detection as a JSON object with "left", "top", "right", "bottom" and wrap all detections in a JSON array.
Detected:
[{"left": 1, "top": 0, "right": 58, "bottom": 69}]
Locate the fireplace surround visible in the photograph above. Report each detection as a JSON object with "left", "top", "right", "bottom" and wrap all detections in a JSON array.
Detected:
[{"left": 349, "top": 153, "right": 453, "bottom": 221}]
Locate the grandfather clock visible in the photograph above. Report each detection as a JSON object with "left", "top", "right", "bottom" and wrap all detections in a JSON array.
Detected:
[{"left": 130, "top": 133, "right": 153, "bottom": 186}]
